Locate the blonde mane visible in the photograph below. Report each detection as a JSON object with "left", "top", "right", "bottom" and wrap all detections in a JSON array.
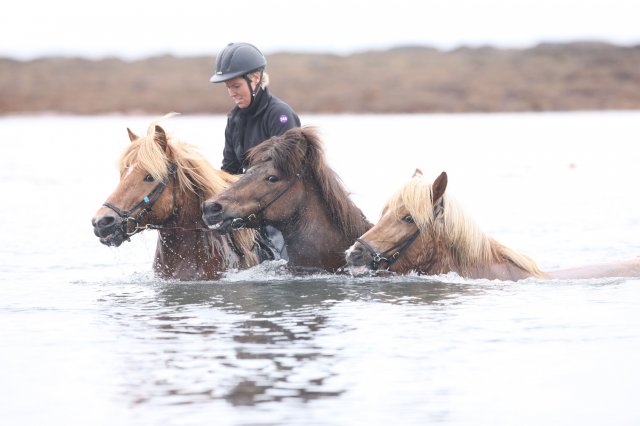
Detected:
[
  {"left": 118, "top": 118, "right": 237, "bottom": 197},
  {"left": 387, "top": 175, "right": 544, "bottom": 277},
  {"left": 117, "top": 116, "right": 258, "bottom": 267}
]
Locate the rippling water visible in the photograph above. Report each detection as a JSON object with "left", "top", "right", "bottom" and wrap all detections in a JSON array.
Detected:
[{"left": 2, "top": 113, "right": 640, "bottom": 425}]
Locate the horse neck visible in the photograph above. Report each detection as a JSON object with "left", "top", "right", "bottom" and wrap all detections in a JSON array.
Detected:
[
  {"left": 277, "top": 181, "right": 354, "bottom": 271},
  {"left": 153, "top": 188, "right": 230, "bottom": 280},
  {"left": 404, "top": 232, "right": 459, "bottom": 276},
  {"left": 428, "top": 235, "right": 539, "bottom": 280},
  {"left": 485, "top": 239, "right": 545, "bottom": 280},
  {"left": 171, "top": 186, "right": 205, "bottom": 228}
]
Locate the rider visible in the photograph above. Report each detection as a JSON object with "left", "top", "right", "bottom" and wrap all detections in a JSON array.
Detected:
[
  {"left": 211, "top": 42, "right": 301, "bottom": 174},
  {"left": 210, "top": 42, "right": 301, "bottom": 260}
]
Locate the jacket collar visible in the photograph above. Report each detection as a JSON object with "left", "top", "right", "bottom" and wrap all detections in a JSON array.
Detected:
[{"left": 236, "top": 87, "right": 270, "bottom": 118}]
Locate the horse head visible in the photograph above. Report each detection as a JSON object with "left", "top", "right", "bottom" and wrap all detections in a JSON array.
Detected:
[
  {"left": 202, "top": 127, "right": 312, "bottom": 233},
  {"left": 346, "top": 170, "right": 448, "bottom": 275},
  {"left": 92, "top": 124, "right": 179, "bottom": 247},
  {"left": 203, "top": 126, "right": 371, "bottom": 271}
]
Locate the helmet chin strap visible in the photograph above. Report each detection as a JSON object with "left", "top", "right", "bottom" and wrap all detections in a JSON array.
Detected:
[{"left": 243, "top": 70, "right": 264, "bottom": 107}]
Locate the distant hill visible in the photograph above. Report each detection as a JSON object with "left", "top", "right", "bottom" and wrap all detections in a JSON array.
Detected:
[{"left": 1, "top": 42, "right": 639, "bottom": 115}]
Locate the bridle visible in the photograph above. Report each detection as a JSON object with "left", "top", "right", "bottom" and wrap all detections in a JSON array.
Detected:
[
  {"left": 230, "top": 160, "right": 308, "bottom": 230},
  {"left": 355, "top": 196, "right": 445, "bottom": 271},
  {"left": 102, "top": 164, "right": 179, "bottom": 239},
  {"left": 355, "top": 230, "right": 421, "bottom": 271}
]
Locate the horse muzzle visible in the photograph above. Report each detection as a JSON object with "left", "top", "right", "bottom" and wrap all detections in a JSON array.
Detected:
[
  {"left": 202, "top": 201, "right": 235, "bottom": 234},
  {"left": 344, "top": 242, "right": 375, "bottom": 276},
  {"left": 91, "top": 214, "right": 128, "bottom": 247}
]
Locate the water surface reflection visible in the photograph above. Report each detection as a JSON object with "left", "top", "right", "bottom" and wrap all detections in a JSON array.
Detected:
[{"left": 98, "top": 277, "right": 482, "bottom": 408}]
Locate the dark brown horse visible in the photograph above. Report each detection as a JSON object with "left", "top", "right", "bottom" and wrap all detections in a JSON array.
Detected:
[
  {"left": 346, "top": 170, "right": 640, "bottom": 280},
  {"left": 202, "top": 127, "right": 372, "bottom": 272},
  {"left": 92, "top": 119, "right": 260, "bottom": 280}
]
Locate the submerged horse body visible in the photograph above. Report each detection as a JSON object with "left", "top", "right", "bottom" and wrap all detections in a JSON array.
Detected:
[
  {"left": 92, "top": 119, "right": 260, "bottom": 280},
  {"left": 202, "top": 126, "right": 372, "bottom": 272},
  {"left": 346, "top": 170, "right": 640, "bottom": 280}
]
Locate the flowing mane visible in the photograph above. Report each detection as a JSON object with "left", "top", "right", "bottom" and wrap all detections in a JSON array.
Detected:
[
  {"left": 388, "top": 174, "right": 545, "bottom": 277},
  {"left": 347, "top": 171, "right": 640, "bottom": 280},
  {"left": 118, "top": 119, "right": 237, "bottom": 198},
  {"left": 246, "top": 126, "right": 371, "bottom": 238},
  {"left": 115, "top": 116, "right": 258, "bottom": 269}
]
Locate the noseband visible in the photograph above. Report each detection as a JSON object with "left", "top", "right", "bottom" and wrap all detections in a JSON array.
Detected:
[
  {"left": 230, "top": 160, "right": 308, "bottom": 229},
  {"left": 356, "top": 230, "right": 421, "bottom": 271},
  {"left": 103, "top": 164, "right": 178, "bottom": 238},
  {"left": 356, "top": 196, "right": 444, "bottom": 271}
]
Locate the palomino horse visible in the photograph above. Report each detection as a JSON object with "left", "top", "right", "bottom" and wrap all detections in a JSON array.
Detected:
[
  {"left": 92, "top": 119, "right": 260, "bottom": 280},
  {"left": 345, "top": 170, "right": 640, "bottom": 280},
  {"left": 202, "top": 127, "right": 372, "bottom": 272}
]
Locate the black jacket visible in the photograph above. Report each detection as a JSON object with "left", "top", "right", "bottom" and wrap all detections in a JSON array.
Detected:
[{"left": 221, "top": 88, "right": 301, "bottom": 174}]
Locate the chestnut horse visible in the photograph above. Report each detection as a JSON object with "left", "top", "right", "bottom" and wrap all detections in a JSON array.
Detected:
[
  {"left": 202, "top": 127, "right": 372, "bottom": 272},
  {"left": 346, "top": 170, "right": 640, "bottom": 280},
  {"left": 92, "top": 119, "right": 260, "bottom": 280}
]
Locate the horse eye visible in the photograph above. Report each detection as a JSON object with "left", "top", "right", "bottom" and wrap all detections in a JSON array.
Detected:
[
  {"left": 403, "top": 214, "right": 414, "bottom": 223},
  {"left": 266, "top": 175, "right": 279, "bottom": 183},
  {"left": 144, "top": 174, "right": 155, "bottom": 182}
]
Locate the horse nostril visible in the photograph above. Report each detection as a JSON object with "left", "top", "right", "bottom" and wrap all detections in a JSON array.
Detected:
[
  {"left": 346, "top": 244, "right": 364, "bottom": 263},
  {"left": 93, "top": 214, "right": 120, "bottom": 238},
  {"left": 95, "top": 215, "right": 115, "bottom": 229},
  {"left": 204, "top": 202, "right": 223, "bottom": 215}
]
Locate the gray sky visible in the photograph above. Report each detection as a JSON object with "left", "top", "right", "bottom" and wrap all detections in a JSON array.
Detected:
[{"left": 2, "top": 0, "right": 639, "bottom": 59}]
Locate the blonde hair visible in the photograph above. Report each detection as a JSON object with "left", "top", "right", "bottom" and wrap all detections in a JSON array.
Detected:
[{"left": 248, "top": 70, "right": 270, "bottom": 88}]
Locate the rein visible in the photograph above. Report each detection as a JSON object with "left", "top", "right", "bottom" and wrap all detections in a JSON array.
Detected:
[
  {"left": 142, "top": 223, "right": 212, "bottom": 232},
  {"left": 103, "top": 164, "right": 179, "bottom": 239},
  {"left": 230, "top": 160, "right": 308, "bottom": 229},
  {"left": 356, "top": 230, "right": 421, "bottom": 271}
]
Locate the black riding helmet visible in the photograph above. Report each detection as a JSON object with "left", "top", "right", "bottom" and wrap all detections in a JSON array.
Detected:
[{"left": 210, "top": 42, "right": 267, "bottom": 83}]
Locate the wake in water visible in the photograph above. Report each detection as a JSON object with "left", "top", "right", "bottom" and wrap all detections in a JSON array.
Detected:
[
  {"left": 77, "top": 255, "right": 634, "bottom": 288},
  {"left": 214, "top": 262, "right": 630, "bottom": 287}
]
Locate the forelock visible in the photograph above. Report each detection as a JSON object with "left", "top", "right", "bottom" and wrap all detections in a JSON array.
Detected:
[{"left": 246, "top": 129, "right": 307, "bottom": 176}]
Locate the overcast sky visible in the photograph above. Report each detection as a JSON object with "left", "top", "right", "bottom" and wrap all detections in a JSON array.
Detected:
[{"left": 1, "top": 0, "right": 639, "bottom": 60}]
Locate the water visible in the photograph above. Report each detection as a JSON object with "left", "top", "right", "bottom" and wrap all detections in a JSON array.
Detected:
[{"left": 1, "top": 112, "right": 640, "bottom": 425}]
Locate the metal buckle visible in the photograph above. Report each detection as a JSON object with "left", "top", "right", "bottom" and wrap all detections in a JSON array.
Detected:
[
  {"left": 231, "top": 218, "right": 246, "bottom": 229},
  {"left": 125, "top": 217, "right": 140, "bottom": 236}
]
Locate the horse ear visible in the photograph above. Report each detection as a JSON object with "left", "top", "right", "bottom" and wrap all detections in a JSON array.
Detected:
[
  {"left": 154, "top": 125, "right": 168, "bottom": 151},
  {"left": 432, "top": 171, "right": 448, "bottom": 203},
  {"left": 413, "top": 168, "right": 423, "bottom": 178},
  {"left": 127, "top": 128, "right": 138, "bottom": 142}
]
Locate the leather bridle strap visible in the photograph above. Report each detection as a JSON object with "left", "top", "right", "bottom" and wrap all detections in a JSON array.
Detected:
[
  {"left": 357, "top": 196, "right": 444, "bottom": 271},
  {"left": 356, "top": 229, "right": 421, "bottom": 271},
  {"left": 103, "top": 164, "right": 177, "bottom": 236},
  {"left": 231, "top": 160, "right": 308, "bottom": 230}
]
